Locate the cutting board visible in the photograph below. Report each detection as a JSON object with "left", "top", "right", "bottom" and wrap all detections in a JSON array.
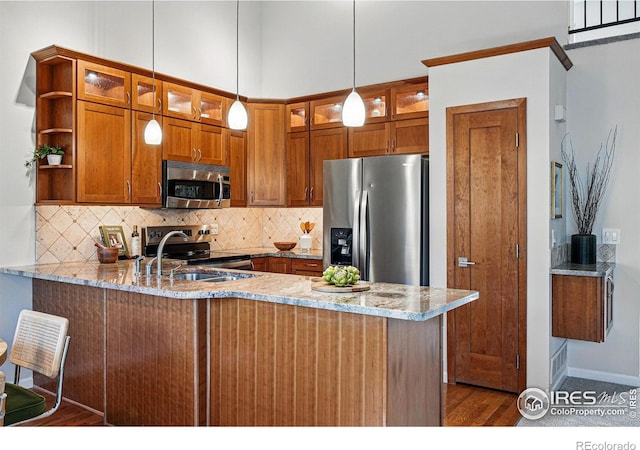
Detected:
[{"left": 310, "top": 278, "right": 370, "bottom": 293}]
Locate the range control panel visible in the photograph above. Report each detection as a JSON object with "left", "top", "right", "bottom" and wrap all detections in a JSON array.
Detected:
[{"left": 142, "top": 225, "right": 214, "bottom": 246}]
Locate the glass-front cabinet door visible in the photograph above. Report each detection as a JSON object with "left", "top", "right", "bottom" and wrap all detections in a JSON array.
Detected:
[
  {"left": 310, "top": 95, "right": 345, "bottom": 130},
  {"left": 391, "top": 81, "right": 429, "bottom": 120},
  {"left": 132, "top": 74, "right": 162, "bottom": 114},
  {"left": 199, "top": 92, "right": 225, "bottom": 126},
  {"left": 163, "top": 82, "right": 198, "bottom": 121},
  {"left": 77, "top": 60, "right": 131, "bottom": 108},
  {"left": 361, "top": 89, "right": 389, "bottom": 124},
  {"left": 286, "top": 102, "right": 309, "bottom": 132}
]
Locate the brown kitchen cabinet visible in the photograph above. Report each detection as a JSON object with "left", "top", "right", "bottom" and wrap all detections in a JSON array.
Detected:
[
  {"left": 348, "top": 114, "right": 428, "bottom": 158},
  {"left": 163, "top": 117, "right": 227, "bottom": 165},
  {"left": 268, "top": 257, "right": 292, "bottom": 274},
  {"left": 247, "top": 102, "right": 286, "bottom": 206},
  {"left": 163, "top": 82, "right": 226, "bottom": 126},
  {"left": 348, "top": 123, "right": 390, "bottom": 158},
  {"left": 552, "top": 272, "right": 614, "bottom": 343},
  {"left": 131, "top": 73, "right": 162, "bottom": 114},
  {"left": 286, "top": 131, "right": 310, "bottom": 206},
  {"left": 251, "top": 257, "right": 268, "bottom": 272},
  {"left": 287, "top": 128, "right": 347, "bottom": 207},
  {"left": 360, "top": 88, "right": 390, "bottom": 124},
  {"left": 76, "top": 101, "right": 131, "bottom": 203},
  {"left": 131, "top": 111, "right": 163, "bottom": 205},
  {"left": 34, "top": 52, "right": 76, "bottom": 204},
  {"left": 229, "top": 130, "right": 247, "bottom": 207},
  {"left": 391, "top": 117, "right": 429, "bottom": 155},
  {"left": 286, "top": 101, "right": 309, "bottom": 132},
  {"left": 308, "top": 128, "right": 348, "bottom": 206},
  {"left": 310, "top": 95, "right": 345, "bottom": 130},
  {"left": 390, "top": 81, "right": 429, "bottom": 120},
  {"left": 78, "top": 60, "right": 131, "bottom": 108},
  {"left": 291, "top": 258, "right": 323, "bottom": 276}
]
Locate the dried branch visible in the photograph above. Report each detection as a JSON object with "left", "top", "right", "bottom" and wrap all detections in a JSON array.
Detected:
[{"left": 561, "top": 127, "right": 616, "bottom": 235}]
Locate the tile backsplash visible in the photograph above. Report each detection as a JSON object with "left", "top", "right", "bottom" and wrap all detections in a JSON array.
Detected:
[{"left": 36, "top": 206, "right": 323, "bottom": 264}]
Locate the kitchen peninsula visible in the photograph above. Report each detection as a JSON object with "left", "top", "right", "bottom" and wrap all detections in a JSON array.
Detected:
[{"left": 0, "top": 260, "right": 478, "bottom": 427}]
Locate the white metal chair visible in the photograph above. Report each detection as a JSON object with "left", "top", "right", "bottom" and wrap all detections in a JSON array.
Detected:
[{"left": 1, "top": 310, "right": 70, "bottom": 426}]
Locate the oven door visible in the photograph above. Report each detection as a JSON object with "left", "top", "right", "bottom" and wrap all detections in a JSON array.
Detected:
[{"left": 163, "top": 160, "right": 231, "bottom": 209}]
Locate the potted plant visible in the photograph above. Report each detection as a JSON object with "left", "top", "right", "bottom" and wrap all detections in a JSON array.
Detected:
[
  {"left": 25, "top": 144, "right": 65, "bottom": 168},
  {"left": 561, "top": 127, "right": 616, "bottom": 265}
]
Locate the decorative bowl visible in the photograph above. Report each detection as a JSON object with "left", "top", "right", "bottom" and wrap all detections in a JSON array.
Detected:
[
  {"left": 274, "top": 242, "right": 296, "bottom": 251},
  {"left": 97, "top": 247, "right": 119, "bottom": 264}
]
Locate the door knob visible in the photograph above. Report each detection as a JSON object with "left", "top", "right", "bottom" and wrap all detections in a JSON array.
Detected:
[{"left": 458, "top": 257, "right": 477, "bottom": 268}]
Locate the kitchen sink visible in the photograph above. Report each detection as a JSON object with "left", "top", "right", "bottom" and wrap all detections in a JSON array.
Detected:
[{"left": 171, "top": 270, "right": 257, "bottom": 283}]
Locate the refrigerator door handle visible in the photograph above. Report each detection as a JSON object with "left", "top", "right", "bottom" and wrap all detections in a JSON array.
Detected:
[
  {"left": 353, "top": 190, "right": 362, "bottom": 269},
  {"left": 360, "top": 190, "right": 369, "bottom": 279}
]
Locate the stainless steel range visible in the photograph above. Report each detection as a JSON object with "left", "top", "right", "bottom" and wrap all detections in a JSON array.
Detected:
[{"left": 142, "top": 225, "right": 252, "bottom": 270}]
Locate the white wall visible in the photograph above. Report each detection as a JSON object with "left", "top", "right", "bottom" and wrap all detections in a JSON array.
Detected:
[
  {"left": 0, "top": 0, "right": 263, "bottom": 376},
  {"left": 548, "top": 52, "right": 569, "bottom": 366},
  {"left": 565, "top": 38, "right": 640, "bottom": 385},
  {"left": 428, "top": 49, "right": 560, "bottom": 391},
  {"left": 260, "top": 0, "right": 568, "bottom": 97}
]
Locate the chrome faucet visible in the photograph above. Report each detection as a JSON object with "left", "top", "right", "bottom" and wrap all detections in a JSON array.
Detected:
[{"left": 154, "top": 230, "right": 188, "bottom": 277}]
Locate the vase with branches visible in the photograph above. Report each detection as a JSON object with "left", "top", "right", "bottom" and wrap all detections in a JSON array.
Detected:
[{"left": 561, "top": 126, "right": 616, "bottom": 264}]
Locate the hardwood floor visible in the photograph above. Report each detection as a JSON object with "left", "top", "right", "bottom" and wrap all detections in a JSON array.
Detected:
[
  {"left": 14, "top": 383, "right": 520, "bottom": 427},
  {"left": 444, "top": 382, "right": 521, "bottom": 426}
]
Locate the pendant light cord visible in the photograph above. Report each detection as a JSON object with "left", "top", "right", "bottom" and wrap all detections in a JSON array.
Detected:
[
  {"left": 236, "top": 0, "right": 240, "bottom": 101},
  {"left": 151, "top": 0, "right": 156, "bottom": 119},
  {"left": 352, "top": 0, "right": 356, "bottom": 91}
]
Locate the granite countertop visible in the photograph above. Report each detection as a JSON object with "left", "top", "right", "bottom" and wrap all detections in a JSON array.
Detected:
[
  {"left": 223, "top": 247, "right": 323, "bottom": 260},
  {"left": 0, "top": 260, "right": 478, "bottom": 322},
  {"left": 550, "top": 262, "right": 615, "bottom": 277}
]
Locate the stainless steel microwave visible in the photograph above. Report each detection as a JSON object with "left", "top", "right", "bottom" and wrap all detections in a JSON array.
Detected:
[{"left": 162, "top": 160, "right": 231, "bottom": 209}]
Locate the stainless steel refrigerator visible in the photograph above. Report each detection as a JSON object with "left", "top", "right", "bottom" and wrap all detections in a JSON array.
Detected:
[{"left": 323, "top": 154, "right": 428, "bottom": 286}]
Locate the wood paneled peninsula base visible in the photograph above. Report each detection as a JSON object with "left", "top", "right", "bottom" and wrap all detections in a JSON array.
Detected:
[{"left": 1, "top": 260, "right": 478, "bottom": 427}]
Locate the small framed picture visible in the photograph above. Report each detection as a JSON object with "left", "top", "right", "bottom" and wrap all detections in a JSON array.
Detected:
[
  {"left": 551, "top": 161, "right": 563, "bottom": 219},
  {"left": 99, "top": 225, "right": 129, "bottom": 258}
]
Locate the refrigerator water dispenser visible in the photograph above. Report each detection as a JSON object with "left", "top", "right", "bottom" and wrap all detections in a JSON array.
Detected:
[{"left": 330, "top": 228, "right": 352, "bottom": 266}]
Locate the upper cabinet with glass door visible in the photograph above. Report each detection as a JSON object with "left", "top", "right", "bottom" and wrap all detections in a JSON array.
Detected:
[
  {"left": 310, "top": 95, "right": 345, "bottom": 130},
  {"left": 390, "top": 81, "right": 429, "bottom": 120},
  {"left": 163, "top": 81, "right": 226, "bottom": 126},
  {"left": 286, "top": 102, "right": 309, "bottom": 132},
  {"left": 77, "top": 60, "right": 131, "bottom": 108},
  {"left": 361, "top": 89, "right": 389, "bottom": 124},
  {"left": 132, "top": 73, "right": 162, "bottom": 114}
]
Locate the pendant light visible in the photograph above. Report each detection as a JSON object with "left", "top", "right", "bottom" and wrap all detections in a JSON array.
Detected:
[
  {"left": 228, "top": 0, "right": 248, "bottom": 130},
  {"left": 144, "top": 0, "right": 162, "bottom": 145},
  {"left": 342, "top": 0, "right": 365, "bottom": 127}
]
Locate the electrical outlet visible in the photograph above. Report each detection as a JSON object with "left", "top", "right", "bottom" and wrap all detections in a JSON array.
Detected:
[
  {"left": 211, "top": 223, "right": 219, "bottom": 235},
  {"left": 602, "top": 228, "right": 621, "bottom": 245}
]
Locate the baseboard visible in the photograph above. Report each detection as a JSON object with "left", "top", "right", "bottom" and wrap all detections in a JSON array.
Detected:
[{"left": 567, "top": 366, "right": 640, "bottom": 387}]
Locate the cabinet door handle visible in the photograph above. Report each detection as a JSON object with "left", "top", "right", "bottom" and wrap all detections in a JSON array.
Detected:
[
  {"left": 197, "top": 107, "right": 202, "bottom": 120},
  {"left": 157, "top": 98, "right": 162, "bottom": 112},
  {"left": 126, "top": 180, "right": 131, "bottom": 200},
  {"left": 386, "top": 141, "right": 389, "bottom": 153},
  {"left": 197, "top": 148, "right": 202, "bottom": 161},
  {"left": 126, "top": 92, "right": 131, "bottom": 105},
  {"left": 391, "top": 140, "right": 396, "bottom": 153},
  {"left": 304, "top": 187, "right": 308, "bottom": 200},
  {"left": 157, "top": 182, "right": 162, "bottom": 200},
  {"left": 310, "top": 187, "right": 314, "bottom": 201},
  {"left": 192, "top": 148, "right": 197, "bottom": 160},
  {"left": 192, "top": 106, "right": 197, "bottom": 120}
]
